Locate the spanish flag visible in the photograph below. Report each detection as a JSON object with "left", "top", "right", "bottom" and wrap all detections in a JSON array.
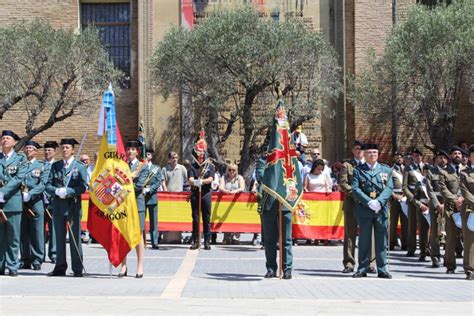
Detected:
[{"left": 87, "top": 85, "right": 141, "bottom": 267}]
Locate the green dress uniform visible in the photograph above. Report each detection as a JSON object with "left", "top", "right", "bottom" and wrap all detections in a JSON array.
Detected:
[
  {"left": 261, "top": 192, "right": 293, "bottom": 276},
  {"left": 43, "top": 159, "right": 56, "bottom": 263},
  {"left": 403, "top": 163, "right": 430, "bottom": 258},
  {"left": 339, "top": 158, "right": 361, "bottom": 271},
  {"left": 45, "top": 158, "right": 87, "bottom": 276},
  {"left": 459, "top": 160, "right": 474, "bottom": 279},
  {"left": 0, "top": 151, "right": 27, "bottom": 275},
  {"left": 144, "top": 163, "right": 162, "bottom": 247},
  {"left": 352, "top": 162, "right": 393, "bottom": 276},
  {"left": 390, "top": 165, "right": 408, "bottom": 250},
  {"left": 20, "top": 158, "right": 49, "bottom": 269},
  {"left": 129, "top": 159, "right": 149, "bottom": 231},
  {"left": 439, "top": 163, "right": 465, "bottom": 272},
  {"left": 425, "top": 164, "right": 446, "bottom": 266},
  {"left": 255, "top": 157, "right": 266, "bottom": 245}
]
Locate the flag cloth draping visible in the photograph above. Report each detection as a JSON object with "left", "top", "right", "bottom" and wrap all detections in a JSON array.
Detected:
[{"left": 87, "top": 85, "right": 141, "bottom": 267}]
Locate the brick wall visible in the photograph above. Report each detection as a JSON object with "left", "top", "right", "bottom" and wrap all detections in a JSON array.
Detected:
[{"left": 0, "top": 0, "right": 138, "bottom": 164}]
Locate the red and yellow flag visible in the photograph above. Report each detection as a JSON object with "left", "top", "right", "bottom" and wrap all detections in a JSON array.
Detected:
[{"left": 87, "top": 86, "right": 141, "bottom": 266}]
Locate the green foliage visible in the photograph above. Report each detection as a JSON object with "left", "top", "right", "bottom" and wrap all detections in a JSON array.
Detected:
[
  {"left": 350, "top": 2, "right": 473, "bottom": 150},
  {"left": 150, "top": 7, "right": 340, "bottom": 174},
  {"left": 0, "top": 21, "right": 122, "bottom": 146}
]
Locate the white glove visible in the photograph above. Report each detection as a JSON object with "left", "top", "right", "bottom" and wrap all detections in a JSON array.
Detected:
[
  {"left": 142, "top": 187, "right": 150, "bottom": 194},
  {"left": 368, "top": 199, "right": 381, "bottom": 213},
  {"left": 193, "top": 179, "right": 202, "bottom": 188},
  {"left": 22, "top": 192, "right": 31, "bottom": 202},
  {"left": 0, "top": 192, "right": 4, "bottom": 203},
  {"left": 55, "top": 188, "right": 67, "bottom": 199}
]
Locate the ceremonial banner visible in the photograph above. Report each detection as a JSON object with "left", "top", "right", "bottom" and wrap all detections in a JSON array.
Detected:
[
  {"left": 87, "top": 86, "right": 141, "bottom": 267},
  {"left": 261, "top": 99, "right": 303, "bottom": 210},
  {"left": 82, "top": 192, "right": 345, "bottom": 240}
]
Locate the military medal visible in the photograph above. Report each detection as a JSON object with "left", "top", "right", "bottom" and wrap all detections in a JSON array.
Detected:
[{"left": 370, "top": 191, "right": 377, "bottom": 199}]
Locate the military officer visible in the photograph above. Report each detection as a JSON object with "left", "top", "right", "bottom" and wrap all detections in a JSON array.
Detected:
[
  {"left": 439, "top": 146, "right": 465, "bottom": 274},
  {"left": 339, "top": 140, "right": 365, "bottom": 273},
  {"left": 143, "top": 148, "right": 162, "bottom": 249},
  {"left": 425, "top": 150, "right": 449, "bottom": 268},
  {"left": 19, "top": 140, "right": 48, "bottom": 271},
  {"left": 403, "top": 147, "right": 430, "bottom": 261},
  {"left": 390, "top": 151, "right": 408, "bottom": 251},
  {"left": 118, "top": 140, "right": 148, "bottom": 278},
  {"left": 46, "top": 138, "right": 87, "bottom": 277},
  {"left": 352, "top": 143, "right": 393, "bottom": 279},
  {"left": 0, "top": 130, "right": 27, "bottom": 276},
  {"left": 43, "top": 140, "right": 59, "bottom": 263},
  {"left": 459, "top": 145, "right": 474, "bottom": 280}
]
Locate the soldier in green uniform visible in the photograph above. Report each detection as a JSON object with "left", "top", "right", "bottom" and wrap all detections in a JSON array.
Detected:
[
  {"left": 439, "top": 146, "right": 465, "bottom": 274},
  {"left": 46, "top": 138, "right": 87, "bottom": 277},
  {"left": 143, "top": 148, "right": 162, "bottom": 249},
  {"left": 43, "top": 141, "right": 59, "bottom": 263},
  {"left": 0, "top": 130, "right": 27, "bottom": 276},
  {"left": 339, "top": 140, "right": 365, "bottom": 273},
  {"left": 255, "top": 153, "right": 266, "bottom": 249},
  {"left": 459, "top": 145, "right": 474, "bottom": 280},
  {"left": 118, "top": 140, "right": 148, "bottom": 278},
  {"left": 352, "top": 143, "right": 393, "bottom": 279},
  {"left": 403, "top": 147, "right": 430, "bottom": 261},
  {"left": 425, "top": 150, "right": 449, "bottom": 268},
  {"left": 19, "top": 141, "right": 49, "bottom": 271},
  {"left": 390, "top": 151, "right": 407, "bottom": 251}
]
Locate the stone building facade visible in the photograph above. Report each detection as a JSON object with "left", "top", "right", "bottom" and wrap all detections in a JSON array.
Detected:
[{"left": 0, "top": 0, "right": 472, "bottom": 165}]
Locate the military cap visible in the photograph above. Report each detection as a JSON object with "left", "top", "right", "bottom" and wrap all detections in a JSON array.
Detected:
[
  {"left": 126, "top": 140, "right": 141, "bottom": 149},
  {"left": 449, "top": 145, "right": 463, "bottom": 154},
  {"left": 436, "top": 149, "right": 449, "bottom": 158},
  {"left": 1, "top": 130, "right": 20, "bottom": 141},
  {"left": 469, "top": 144, "right": 474, "bottom": 153},
  {"left": 422, "top": 164, "right": 431, "bottom": 171},
  {"left": 354, "top": 140, "right": 364, "bottom": 147},
  {"left": 361, "top": 143, "right": 378, "bottom": 150},
  {"left": 393, "top": 150, "right": 403, "bottom": 157},
  {"left": 411, "top": 147, "right": 423, "bottom": 155},
  {"left": 44, "top": 141, "right": 59, "bottom": 149},
  {"left": 146, "top": 148, "right": 155, "bottom": 154},
  {"left": 24, "top": 140, "right": 42, "bottom": 149},
  {"left": 60, "top": 138, "right": 79, "bottom": 146},
  {"left": 460, "top": 148, "right": 469, "bottom": 156}
]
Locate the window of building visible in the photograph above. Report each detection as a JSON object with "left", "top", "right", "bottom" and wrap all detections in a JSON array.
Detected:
[{"left": 81, "top": 3, "right": 131, "bottom": 88}]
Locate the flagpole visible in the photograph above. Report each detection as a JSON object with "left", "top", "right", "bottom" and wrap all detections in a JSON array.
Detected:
[
  {"left": 198, "top": 187, "right": 202, "bottom": 250},
  {"left": 279, "top": 201, "right": 283, "bottom": 279}
]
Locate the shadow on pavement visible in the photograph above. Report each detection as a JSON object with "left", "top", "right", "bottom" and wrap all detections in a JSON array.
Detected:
[
  {"left": 295, "top": 268, "right": 348, "bottom": 278},
  {"left": 217, "top": 246, "right": 260, "bottom": 252},
  {"left": 203, "top": 273, "right": 263, "bottom": 281}
]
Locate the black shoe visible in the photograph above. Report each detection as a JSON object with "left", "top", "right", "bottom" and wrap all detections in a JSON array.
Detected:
[
  {"left": 47, "top": 270, "right": 66, "bottom": 277},
  {"left": 50, "top": 258, "right": 56, "bottom": 264},
  {"left": 264, "top": 270, "right": 276, "bottom": 278},
  {"left": 432, "top": 258, "right": 440, "bottom": 268},
  {"left": 0, "top": 270, "right": 4, "bottom": 275},
  {"left": 377, "top": 272, "right": 392, "bottom": 279},
  {"left": 368, "top": 267, "right": 377, "bottom": 274},
  {"left": 32, "top": 264, "right": 41, "bottom": 271},
  {"left": 401, "top": 246, "right": 408, "bottom": 251},
  {"left": 456, "top": 252, "right": 463, "bottom": 259},
  {"left": 19, "top": 262, "right": 31, "bottom": 270},
  {"left": 352, "top": 271, "right": 367, "bottom": 278},
  {"left": 418, "top": 255, "right": 427, "bottom": 262},
  {"left": 190, "top": 242, "right": 199, "bottom": 250},
  {"left": 135, "top": 273, "right": 143, "bottom": 279},
  {"left": 8, "top": 271, "right": 18, "bottom": 277},
  {"left": 283, "top": 270, "right": 292, "bottom": 280},
  {"left": 405, "top": 251, "right": 415, "bottom": 257},
  {"left": 342, "top": 266, "right": 354, "bottom": 273},
  {"left": 466, "top": 271, "right": 472, "bottom": 280},
  {"left": 118, "top": 268, "right": 127, "bottom": 278},
  {"left": 73, "top": 272, "right": 83, "bottom": 277},
  {"left": 446, "top": 269, "right": 455, "bottom": 274},
  {"left": 152, "top": 245, "right": 159, "bottom": 249}
]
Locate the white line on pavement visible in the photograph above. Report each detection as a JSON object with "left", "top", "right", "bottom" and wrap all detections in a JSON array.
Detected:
[{"left": 160, "top": 249, "right": 199, "bottom": 299}]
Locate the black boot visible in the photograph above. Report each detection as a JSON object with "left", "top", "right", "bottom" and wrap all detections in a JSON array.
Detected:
[{"left": 204, "top": 236, "right": 211, "bottom": 250}]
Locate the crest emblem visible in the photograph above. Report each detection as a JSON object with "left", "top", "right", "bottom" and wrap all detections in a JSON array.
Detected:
[
  {"left": 32, "top": 169, "right": 41, "bottom": 178},
  {"left": 7, "top": 165, "right": 17, "bottom": 175},
  {"left": 91, "top": 167, "right": 131, "bottom": 211},
  {"left": 293, "top": 201, "right": 311, "bottom": 224}
]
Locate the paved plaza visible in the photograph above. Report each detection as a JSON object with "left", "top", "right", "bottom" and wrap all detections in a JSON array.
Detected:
[{"left": 0, "top": 236, "right": 473, "bottom": 315}]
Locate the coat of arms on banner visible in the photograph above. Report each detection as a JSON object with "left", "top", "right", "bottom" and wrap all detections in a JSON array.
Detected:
[
  {"left": 293, "top": 201, "right": 311, "bottom": 225},
  {"left": 91, "top": 167, "right": 131, "bottom": 211}
]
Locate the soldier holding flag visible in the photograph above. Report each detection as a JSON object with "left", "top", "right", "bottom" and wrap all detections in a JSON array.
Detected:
[{"left": 261, "top": 99, "right": 303, "bottom": 280}]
